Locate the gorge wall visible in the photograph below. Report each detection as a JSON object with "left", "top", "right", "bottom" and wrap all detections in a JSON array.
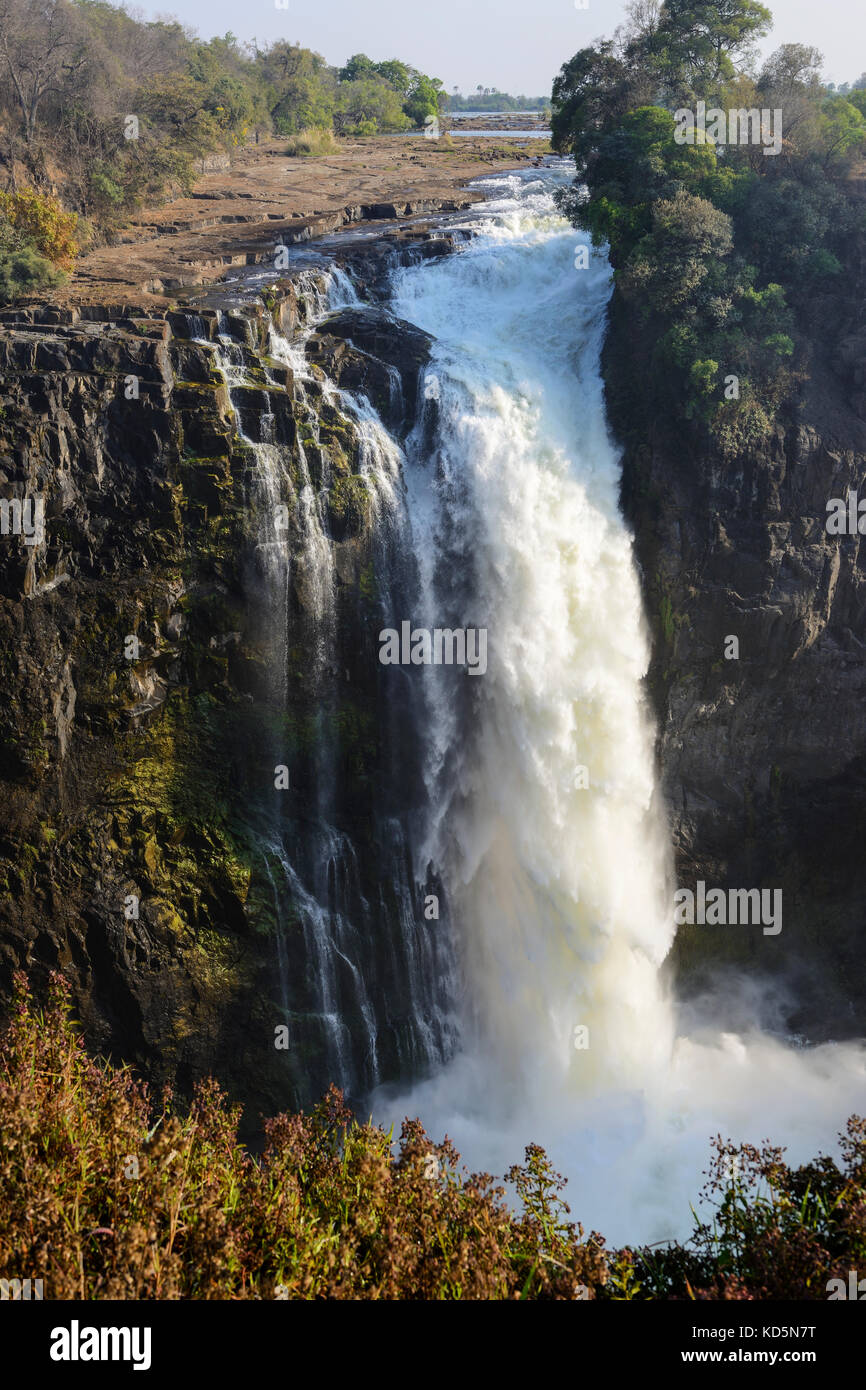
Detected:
[
  {"left": 613, "top": 268, "right": 866, "bottom": 1038},
  {"left": 0, "top": 228, "right": 461, "bottom": 1122}
]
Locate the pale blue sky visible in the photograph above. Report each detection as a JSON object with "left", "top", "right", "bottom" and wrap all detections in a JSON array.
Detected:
[{"left": 141, "top": 0, "right": 863, "bottom": 94}]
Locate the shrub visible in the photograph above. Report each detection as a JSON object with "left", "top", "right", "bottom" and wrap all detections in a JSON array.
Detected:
[
  {"left": 284, "top": 127, "right": 339, "bottom": 158},
  {"left": 2, "top": 973, "right": 864, "bottom": 1299},
  {"left": 0, "top": 973, "right": 609, "bottom": 1300},
  {"left": 0, "top": 232, "right": 65, "bottom": 305},
  {"left": 635, "top": 1122, "right": 866, "bottom": 1299},
  {"left": 0, "top": 188, "right": 78, "bottom": 272}
]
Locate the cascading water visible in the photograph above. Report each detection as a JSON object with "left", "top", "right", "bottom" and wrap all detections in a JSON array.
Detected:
[
  {"left": 207, "top": 268, "right": 460, "bottom": 1105},
  {"left": 211, "top": 167, "right": 864, "bottom": 1241},
  {"left": 346, "top": 166, "right": 866, "bottom": 1244}
]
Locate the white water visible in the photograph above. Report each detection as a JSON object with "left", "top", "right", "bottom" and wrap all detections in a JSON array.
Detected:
[
  {"left": 368, "top": 169, "right": 866, "bottom": 1245},
  {"left": 207, "top": 271, "right": 460, "bottom": 1097}
]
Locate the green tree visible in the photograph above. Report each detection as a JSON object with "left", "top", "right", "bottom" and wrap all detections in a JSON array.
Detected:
[
  {"left": 403, "top": 74, "right": 445, "bottom": 127},
  {"left": 334, "top": 79, "right": 411, "bottom": 135},
  {"left": 339, "top": 53, "right": 378, "bottom": 83},
  {"left": 551, "top": 43, "right": 650, "bottom": 168},
  {"left": 374, "top": 59, "right": 413, "bottom": 96},
  {"left": 621, "top": 189, "right": 734, "bottom": 310},
  {"left": 650, "top": 0, "right": 773, "bottom": 93},
  {"left": 815, "top": 95, "right": 866, "bottom": 169},
  {"left": 255, "top": 43, "right": 336, "bottom": 135}
]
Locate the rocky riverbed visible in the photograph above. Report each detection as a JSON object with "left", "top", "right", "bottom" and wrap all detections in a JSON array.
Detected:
[{"left": 66, "top": 135, "right": 546, "bottom": 310}]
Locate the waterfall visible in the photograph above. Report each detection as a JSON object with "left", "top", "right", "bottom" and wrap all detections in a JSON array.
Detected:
[
  {"left": 209, "top": 168, "right": 865, "bottom": 1239},
  {"left": 207, "top": 271, "right": 460, "bottom": 1105},
  {"left": 355, "top": 167, "right": 866, "bottom": 1245}
]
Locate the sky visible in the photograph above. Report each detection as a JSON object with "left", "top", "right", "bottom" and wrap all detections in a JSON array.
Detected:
[{"left": 139, "top": 0, "right": 864, "bottom": 95}]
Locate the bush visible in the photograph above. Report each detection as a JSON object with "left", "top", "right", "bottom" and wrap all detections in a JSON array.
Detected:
[
  {"left": 635, "top": 1122, "right": 866, "bottom": 1299},
  {"left": 0, "top": 973, "right": 608, "bottom": 1299},
  {"left": 0, "top": 188, "right": 78, "bottom": 271},
  {"left": 2, "top": 973, "right": 863, "bottom": 1299},
  {"left": 284, "top": 127, "right": 339, "bottom": 158},
  {"left": 0, "top": 235, "right": 65, "bottom": 305}
]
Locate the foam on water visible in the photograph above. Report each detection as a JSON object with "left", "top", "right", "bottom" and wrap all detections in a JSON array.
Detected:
[{"left": 368, "top": 168, "right": 866, "bottom": 1244}]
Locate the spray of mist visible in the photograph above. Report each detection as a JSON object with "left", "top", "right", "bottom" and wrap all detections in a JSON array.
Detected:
[{"left": 370, "top": 169, "right": 866, "bottom": 1244}]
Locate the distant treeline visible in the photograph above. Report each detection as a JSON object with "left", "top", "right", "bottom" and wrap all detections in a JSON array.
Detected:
[{"left": 446, "top": 92, "right": 549, "bottom": 111}]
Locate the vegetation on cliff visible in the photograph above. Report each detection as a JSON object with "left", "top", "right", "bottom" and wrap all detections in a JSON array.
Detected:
[
  {"left": 551, "top": 0, "right": 866, "bottom": 455},
  {"left": 0, "top": 186, "right": 78, "bottom": 302},
  {"left": 1, "top": 973, "right": 863, "bottom": 1300}
]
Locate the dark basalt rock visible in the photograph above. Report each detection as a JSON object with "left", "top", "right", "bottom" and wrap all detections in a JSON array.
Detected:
[
  {"left": 305, "top": 307, "right": 433, "bottom": 435},
  {"left": 0, "top": 243, "right": 459, "bottom": 1125},
  {"left": 611, "top": 279, "right": 866, "bottom": 1039}
]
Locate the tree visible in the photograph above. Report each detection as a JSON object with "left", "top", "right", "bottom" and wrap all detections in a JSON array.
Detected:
[
  {"left": 758, "top": 43, "right": 823, "bottom": 96},
  {"left": 650, "top": 0, "right": 773, "bottom": 94},
  {"left": 815, "top": 95, "right": 866, "bottom": 170},
  {"left": 255, "top": 43, "right": 335, "bottom": 135},
  {"left": 334, "top": 79, "right": 410, "bottom": 135},
  {"left": 625, "top": 0, "right": 663, "bottom": 38},
  {"left": 0, "top": 186, "right": 77, "bottom": 267},
  {"left": 551, "top": 43, "right": 650, "bottom": 166},
  {"left": 339, "top": 53, "right": 378, "bottom": 84},
  {"left": 403, "top": 74, "right": 445, "bottom": 127},
  {"left": 621, "top": 189, "right": 734, "bottom": 309},
  {"left": 0, "top": 0, "right": 86, "bottom": 144},
  {"left": 573, "top": 106, "right": 718, "bottom": 263},
  {"left": 374, "top": 59, "right": 412, "bottom": 96}
]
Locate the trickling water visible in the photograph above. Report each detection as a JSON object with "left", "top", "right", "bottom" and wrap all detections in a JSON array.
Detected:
[{"left": 208, "top": 269, "right": 460, "bottom": 1102}]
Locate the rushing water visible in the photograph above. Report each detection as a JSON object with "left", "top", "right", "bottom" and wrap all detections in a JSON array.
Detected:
[
  {"left": 353, "top": 167, "right": 866, "bottom": 1245},
  {"left": 214, "top": 164, "right": 865, "bottom": 1244}
]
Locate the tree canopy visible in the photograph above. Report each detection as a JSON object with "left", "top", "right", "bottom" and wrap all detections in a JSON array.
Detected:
[{"left": 551, "top": 0, "right": 866, "bottom": 454}]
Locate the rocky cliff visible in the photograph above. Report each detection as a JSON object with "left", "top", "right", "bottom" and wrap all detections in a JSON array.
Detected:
[
  {"left": 613, "top": 271, "right": 866, "bottom": 1038},
  {"left": 4, "top": 190, "right": 865, "bottom": 1123},
  {"left": 0, "top": 229, "right": 459, "bottom": 1121}
]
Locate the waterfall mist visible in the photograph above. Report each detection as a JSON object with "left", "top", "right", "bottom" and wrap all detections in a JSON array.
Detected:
[{"left": 361, "top": 168, "right": 866, "bottom": 1244}]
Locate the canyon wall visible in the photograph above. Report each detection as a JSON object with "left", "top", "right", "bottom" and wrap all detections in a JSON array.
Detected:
[
  {"left": 0, "top": 242, "right": 457, "bottom": 1121},
  {"left": 613, "top": 284, "right": 866, "bottom": 1037}
]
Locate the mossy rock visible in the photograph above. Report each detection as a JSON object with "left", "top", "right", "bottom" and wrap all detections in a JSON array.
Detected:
[{"left": 328, "top": 474, "right": 371, "bottom": 541}]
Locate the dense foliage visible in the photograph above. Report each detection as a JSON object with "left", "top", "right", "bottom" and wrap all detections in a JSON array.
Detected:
[
  {"left": 0, "top": 188, "right": 77, "bottom": 301},
  {"left": 0, "top": 975, "right": 608, "bottom": 1299},
  {"left": 551, "top": 0, "right": 866, "bottom": 454},
  {"left": 1, "top": 973, "right": 863, "bottom": 1299}
]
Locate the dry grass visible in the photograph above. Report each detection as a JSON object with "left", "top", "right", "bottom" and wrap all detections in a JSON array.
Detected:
[{"left": 284, "top": 128, "right": 340, "bottom": 158}]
